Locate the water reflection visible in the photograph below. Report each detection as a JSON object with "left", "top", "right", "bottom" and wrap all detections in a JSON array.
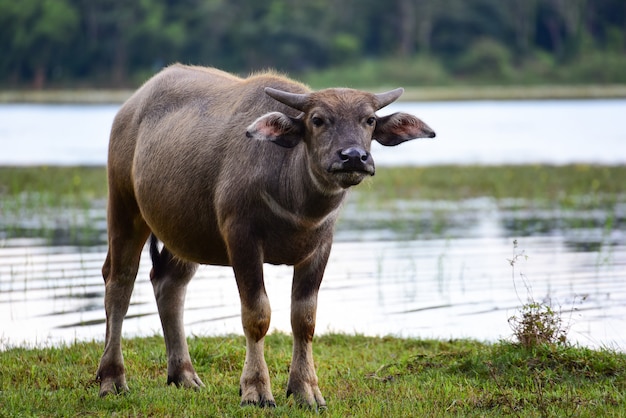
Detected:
[{"left": 1, "top": 198, "right": 625, "bottom": 350}]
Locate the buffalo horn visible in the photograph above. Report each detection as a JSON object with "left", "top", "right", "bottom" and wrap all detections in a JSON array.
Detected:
[
  {"left": 264, "top": 87, "right": 308, "bottom": 111},
  {"left": 374, "top": 88, "right": 404, "bottom": 109}
]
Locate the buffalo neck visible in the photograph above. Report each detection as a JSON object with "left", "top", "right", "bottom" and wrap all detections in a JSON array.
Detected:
[{"left": 271, "top": 145, "right": 347, "bottom": 225}]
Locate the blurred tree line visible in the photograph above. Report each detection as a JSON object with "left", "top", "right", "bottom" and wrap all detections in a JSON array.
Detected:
[{"left": 1, "top": 0, "right": 625, "bottom": 88}]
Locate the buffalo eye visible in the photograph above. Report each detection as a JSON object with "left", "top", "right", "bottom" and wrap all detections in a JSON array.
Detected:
[
  {"left": 366, "top": 116, "right": 376, "bottom": 126},
  {"left": 311, "top": 116, "right": 324, "bottom": 127}
]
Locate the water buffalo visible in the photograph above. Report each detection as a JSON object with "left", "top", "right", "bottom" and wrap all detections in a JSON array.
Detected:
[{"left": 96, "top": 64, "right": 435, "bottom": 408}]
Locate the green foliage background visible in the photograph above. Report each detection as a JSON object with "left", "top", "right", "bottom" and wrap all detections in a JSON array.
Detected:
[{"left": 1, "top": 0, "right": 625, "bottom": 88}]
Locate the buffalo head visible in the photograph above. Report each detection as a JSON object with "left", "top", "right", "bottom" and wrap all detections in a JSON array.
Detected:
[{"left": 246, "top": 87, "right": 435, "bottom": 190}]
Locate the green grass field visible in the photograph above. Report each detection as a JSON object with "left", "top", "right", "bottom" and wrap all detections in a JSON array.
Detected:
[{"left": 1, "top": 333, "right": 625, "bottom": 417}]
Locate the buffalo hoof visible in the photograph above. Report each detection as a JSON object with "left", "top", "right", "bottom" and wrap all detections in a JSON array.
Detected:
[
  {"left": 287, "top": 383, "right": 327, "bottom": 410},
  {"left": 167, "top": 371, "right": 205, "bottom": 390},
  {"left": 98, "top": 377, "right": 129, "bottom": 397},
  {"left": 240, "top": 398, "right": 277, "bottom": 408},
  {"left": 239, "top": 385, "right": 276, "bottom": 408}
]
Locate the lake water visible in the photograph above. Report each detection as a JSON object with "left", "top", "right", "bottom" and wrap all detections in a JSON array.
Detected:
[
  {"left": 1, "top": 100, "right": 625, "bottom": 351},
  {"left": 1, "top": 100, "right": 625, "bottom": 166}
]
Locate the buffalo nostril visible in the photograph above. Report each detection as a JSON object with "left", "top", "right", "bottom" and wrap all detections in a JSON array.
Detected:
[{"left": 340, "top": 147, "right": 369, "bottom": 163}]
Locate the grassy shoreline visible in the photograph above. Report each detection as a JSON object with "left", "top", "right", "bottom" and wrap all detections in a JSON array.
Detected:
[
  {"left": 2, "top": 165, "right": 625, "bottom": 415},
  {"left": 2, "top": 164, "right": 625, "bottom": 202},
  {"left": 1, "top": 333, "right": 624, "bottom": 416},
  {"left": 1, "top": 164, "right": 623, "bottom": 246},
  {"left": 2, "top": 84, "right": 626, "bottom": 104}
]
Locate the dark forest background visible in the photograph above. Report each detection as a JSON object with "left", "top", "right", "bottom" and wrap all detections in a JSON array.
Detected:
[{"left": 1, "top": 0, "right": 625, "bottom": 89}]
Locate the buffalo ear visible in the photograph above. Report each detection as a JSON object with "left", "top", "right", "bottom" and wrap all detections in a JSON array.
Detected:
[
  {"left": 373, "top": 112, "right": 436, "bottom": 146},
  {"left": 246, "top": 112, "right": 304, "bottom": 148}
]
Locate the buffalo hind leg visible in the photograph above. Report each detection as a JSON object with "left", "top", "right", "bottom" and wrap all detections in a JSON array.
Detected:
[
  {"left": 149, "top": 236, "right": 204, "bottom": 389},
  {"left": 287, "top": 245, "right": 330, "bottom": 409},
  {"left": 97, "top": 207, "right": 150, "bottom": 396}
]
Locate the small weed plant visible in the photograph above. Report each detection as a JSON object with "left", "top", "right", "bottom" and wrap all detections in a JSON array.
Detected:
[
  {"left": 507, "top": 240, "right": 571, "bottom": 348},
  {"left": 511, "top": 300, "right": 568, "bottom": 348}
]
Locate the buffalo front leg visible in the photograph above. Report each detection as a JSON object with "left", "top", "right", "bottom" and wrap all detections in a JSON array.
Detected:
[
  {"left": 97, "top": 215, "right": 149, "bottom": 396},
  {"left": 287, "top": 245, "right": 330, "bottom": 409},
  {"left": 228, "top": 234, "right": 275, "bottom": 407},
  {"left": 150, "top": 241, "right": 204, "bottom": 389}
]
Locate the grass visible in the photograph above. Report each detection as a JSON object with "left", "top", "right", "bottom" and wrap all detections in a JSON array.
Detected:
[
  {"left": 0, "top": 333, "right": 624, "bottom": 416},
  {"left": 357, "top": 165, "right": 626, "bottom": 203},
  {"left": 339, "top": 164, "right": 625, "bottom": 242},
  {"left": 2, "top": 164, "right": 623, "bottom": 245},
  {"left": 0, "top": 166, "right": 108, "bottom": 246},
  {"left": 0, "top": 89, "right": 135, "bottom": 104},
  {"left": 0, "top": 166, "right": 107, "bottom": 203},
  {"left": 2, "top": 164, "right": 624, "bottom": 206},
  {"left": 3, "top": 84, "right": 626, "bottom": 104}
]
